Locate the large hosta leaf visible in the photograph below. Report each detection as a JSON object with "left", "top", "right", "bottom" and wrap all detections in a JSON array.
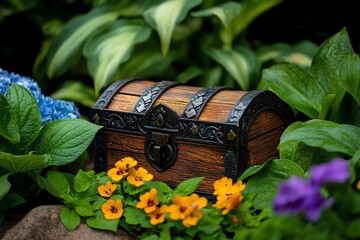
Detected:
[
  {"left": 83, "top": 20, "right": 151, "bottom": 96},
  {"left": 262, "top": 64, "right": 324, "bottom": 118},
  {"left": 232, "top": 0, "right": 282, "bottom": 37},
  {"left": 34, "top": 119, "right": 102, "bottom": 165},
  {"left": 191, "top": 2, "right": 241, "bottom": 29},
  {"left": 6, "top": 84, "right": 41, "bottom": 150},
  {"left": 311, "top": 28, "right": 354, "bottom": 120},
  {"left": 46, "top": 5, "right": 121, "bottom": 78},
  {"left": 279, "top": 119, "right": 360, "bottom": 157},
  {"left": 338, "top": 53, "right": 360, "bottom": 106},
  {"left": 0, "top": 152, "right": 49, "bottom": 173},
  {"left": 206, "top": 47, "right": 259, "bottom": 90},
  {"left": 143, "top": 0, "right": 203, "bottom": 56}
]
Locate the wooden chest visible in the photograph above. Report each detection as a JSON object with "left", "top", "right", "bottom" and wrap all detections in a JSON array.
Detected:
[{"left": 91, "top": 79, "right": 294, "bottom": 194}]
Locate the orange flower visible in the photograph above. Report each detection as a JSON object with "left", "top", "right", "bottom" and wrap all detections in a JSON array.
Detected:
[
  {"left": 147, "top": 205, "right": 168, "bottom": 225},
  {"left": 121, "top": 157, "right": 137, "bottom": 170},
  {"left": 212, "top": 180, "right": 245, "bottom": 215},
  {"left": 182, "top": 209, "right": 203, "bottom": 228},
  {"left": 107, "top": 161, "right": 128, "bottom": 181},
  {"left": 136, "top": 188, "right": 159, "bottom": 213},
  {"left": 98, "top": 181, "right": 117, "bottom": 197},
  {"left": 213, "top": 177, "right": 233, "bottom": 195},
  {"left": 188, "top": 193, "right": 208, "bottom": 210},
  {"left": 101, "top": 199, "right": 123, "bottom": 220},
  {"left": 167, "top": 195, "right": 193, "bottom": 220},
  {"left": 357, "top": 180, "right": 360, "bottom": 190},
  {"left": 127, "top": 167, "right": 153, "bottom": 187}
]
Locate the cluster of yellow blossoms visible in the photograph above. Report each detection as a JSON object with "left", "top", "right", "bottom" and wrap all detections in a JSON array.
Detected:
[
  {"left": 99, "top": 157, "right": 153, "bottom": 220},
  {"left": 98, "top": 157, "right": 246, "bottom": 228},
  {"left": 212, "top": 177, "right": 246, "bottom": 215},
  {"left": 136, "top": 188, "right": 208, "bottom": 227}
]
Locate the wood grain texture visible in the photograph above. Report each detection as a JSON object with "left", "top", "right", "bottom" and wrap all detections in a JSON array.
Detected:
[
  {"left": 99, "top": 80, "right": 292, "bottom": 194},
  {"left": 106, "top": 132, "right": 226, "bottom": 192}
]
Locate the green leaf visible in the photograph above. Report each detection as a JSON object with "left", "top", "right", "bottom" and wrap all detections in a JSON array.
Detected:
[
  {"left": 6, "top": 84, "right": 41, "bottom": 149},
  {"left": 205, "top": 47, "right": 259, "bottom": 90},
  {"left": 3, "top": 193, "right": 26, "bottom": 208},
  {"left": 34, "top": 119, "right": 102, "bottom": 165},
  {"left": 74, "top": 169, "right": 92, "bottom": 193},
  {"left": 83, "top": 19, "right": 152, "bottom": 96},
  {"left": 238, "top": 162, "right": 269, "bottom": 181},
  {"left": 40, "top": 170, "right": 70, "bottom": 197},
  {"left": 311, "top": 28, "right": 354, "bottom": 120},
  {"left": 232, "top": 0, "right": 282, "bottom": 37},
  {"left": 123, "top": 206, "right": 151, "bottom": 228},
  {"left": 115, "top": 49, "right": 174, "bottom": 79},
  {"left": 0, "top": 174, "right": 11, "bottom": 200},
  {"left": 338, "top": 53, "right": 360, "bottom": 106},
  {"left": 51, "top": 81, "right": 97, "bottom": 108},
  {"left": 257, "top": 40, "right": 318, "bottom": 68},
  {"left": 279, "top": 142, "right": 314, "bottom": 172},
  {"left": 279, "top": 119, "right": 360, "bottom": 157},
  {"left": 60, "top": 207, "right": 81, "bottom": 232},
  {"left": 0, "top": 152, "right": 49, "bottom": 172},
  {"left": 0, "top": 93, "right": 19, "bottom": 143},
  {"left": 175, "top": 67, "right": 202, "bottom": 83},
  {"left": 243, "top": 159, "right": 304, "bottom": 209},
  {"left": 86, "top": 210, "right": 119, "bottom": 232},
  {"left": 262, "top": 63, "right": 324, "bottom": 118},
  {"left": 46, "top": 5, "right": 122, "bottom": 78},
  {"left": 191, "top": 2, "right": 241, "bottom": 29},
  {"left": 74, "top": 200, "right": 94, "bottom": 217},
  {"left": 143, "top": 0, "right": 203, "bottom": 56},
  {"left": 174, "top": 177, "right": 204, "bottom": 195}
]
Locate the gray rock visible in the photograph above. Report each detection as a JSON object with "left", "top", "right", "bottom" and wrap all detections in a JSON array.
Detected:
[{"left": 2, "top": 205, "right": 138, "bottom": 240}]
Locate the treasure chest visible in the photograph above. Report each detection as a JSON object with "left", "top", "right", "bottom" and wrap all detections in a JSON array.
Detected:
[{"left": 91, "top": 79, "right": 294, "bottom": 195}]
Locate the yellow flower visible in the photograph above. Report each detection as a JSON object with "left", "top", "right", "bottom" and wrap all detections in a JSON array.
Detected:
[
  {"left": 147, "top": 205, "right": 168, "bottom": 225},
  {"left": 182, "top": 209, "right": 203, "bottom": 228},
  {"left": 167, "top": 195, "right": 193, "bottom": 220},
  {"left": 212, "top": 180, "right": 245, "bottom": 215},
  {"left": 107, "top": 161, "right": 128, "bottom": 181},
  {"left": 213, "top": 177, "right": 233, "bottom": 195},
  {"left": 127, "top": 167, "right": 153, "bottom": 187},
  {"left": 98, "top": 181, "right": 117, "bottom": 197},
  {"left": 188, "top": 193, "right": 208, "bottom": 210},
  {"left": 121, "top": 157, "right": 137, "bottom": 170},
  {"left": 101, "top": 199, "right": 123, "bottom": 220},
  {"left": 357, "top": 180, "right": 360, "bottom": 190},
  {"left": 136, "top": 188, "right": 159, "bottom": 213}
]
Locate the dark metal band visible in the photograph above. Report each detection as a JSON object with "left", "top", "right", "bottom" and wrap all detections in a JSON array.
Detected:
[
  {"left": 132, "top": 81, "right": 179, "bottom": 113},
  {"left": 227, "top": 90, "right": 294, "bottom": 125},
  {"left": 181, "top": 86, "right": 227, "bottom": 119},
  {"left": 93, "top": 79, "right": 137, "bottom": 109}
]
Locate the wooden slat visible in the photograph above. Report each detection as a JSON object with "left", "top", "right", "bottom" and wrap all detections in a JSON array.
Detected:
[
  {"left": 105, "top": 133, "right": 226, "bottom": 192},
  {"left": 247, "top": 111, "right": 286, "bottom": 141}
]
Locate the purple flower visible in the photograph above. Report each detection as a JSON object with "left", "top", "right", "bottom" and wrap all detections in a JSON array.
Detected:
[
  {"left": 273, "top": 158, "right": 350, "bottom": 222},
  {"left": 310, "top": 158, "right": 350, "bottom": 187},
  {"left": 273, "top": 176, "right": 333, "bottom": 222}
]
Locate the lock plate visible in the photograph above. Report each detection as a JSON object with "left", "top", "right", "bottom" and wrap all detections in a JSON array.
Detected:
[{"left": 144, "top": 104, "right": 179, "bottom": 171}]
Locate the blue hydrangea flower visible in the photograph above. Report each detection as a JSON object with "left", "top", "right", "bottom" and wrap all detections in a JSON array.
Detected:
[
  {"left": 0, "top": 68, "right": 80, "bottom": 123},
  {"left": 273, "top": 158, "right": 350, "bottom": 222}
]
